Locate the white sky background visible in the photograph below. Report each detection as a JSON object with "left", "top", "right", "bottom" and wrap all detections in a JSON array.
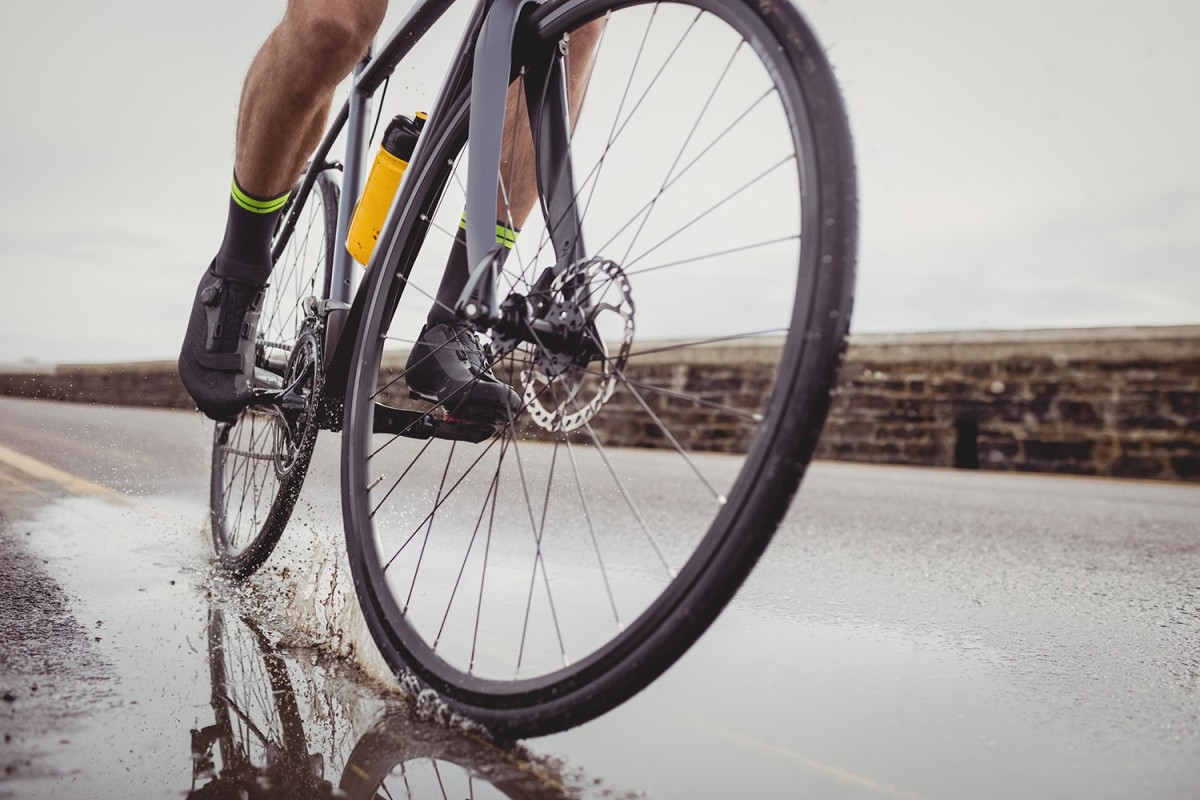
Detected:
[{"left": 0, "top": 0, "right": 1196, "bottom": 364}]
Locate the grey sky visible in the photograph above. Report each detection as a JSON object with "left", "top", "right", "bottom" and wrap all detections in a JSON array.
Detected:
[{"left": 0, "top": 0, "right": 1197, "bottom": 363}]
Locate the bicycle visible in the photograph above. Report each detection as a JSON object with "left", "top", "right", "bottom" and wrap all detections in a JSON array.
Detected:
[
  {"left": 191, "top": 608, "right": 593, "bottom": 799},
  {"left": 191, "top": 608, "right": 335, "bottom": 799},
  {"left": 207, "top": 0, "right": 856, "bottom": 739}
]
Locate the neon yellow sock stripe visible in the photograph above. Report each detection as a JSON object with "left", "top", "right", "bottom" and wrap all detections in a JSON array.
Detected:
[
  {"left": 495, "top": 222, "right": 518, "bottom": 249},
  {"left": 458, "top": 212, "right": 520, "bottom": 249},
  {"left": 231, "top": 180, "right": 290, "bottom": 214}
]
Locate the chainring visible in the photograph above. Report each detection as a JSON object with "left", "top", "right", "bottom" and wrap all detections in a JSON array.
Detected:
[{"left": 272, "top": 320, "right": 324, "bottom": 475}]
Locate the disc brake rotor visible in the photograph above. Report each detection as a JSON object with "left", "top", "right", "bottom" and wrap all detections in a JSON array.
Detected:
[{"left": 523, "top": 259, "right": 634, "bottom": 433}]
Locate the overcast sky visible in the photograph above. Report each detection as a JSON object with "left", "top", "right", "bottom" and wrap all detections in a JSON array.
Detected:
[{"left": 0, "top": 0, "right": 1197, "bottom": 364}]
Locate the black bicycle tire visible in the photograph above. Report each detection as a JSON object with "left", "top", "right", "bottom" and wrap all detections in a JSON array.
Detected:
[
  {"left": 338, "top": 712, "right": 565, "bottom": 800},
  {"left": 210, "top": 170, "right": 339, "bottom": 578},
  {"left": 341, "top": 0, "right": 855, "bottom": 738}
]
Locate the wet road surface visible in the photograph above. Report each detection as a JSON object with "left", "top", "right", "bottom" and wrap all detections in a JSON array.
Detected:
[{"left": 0, "top": 396, "right": 1198, "bottom": 798}]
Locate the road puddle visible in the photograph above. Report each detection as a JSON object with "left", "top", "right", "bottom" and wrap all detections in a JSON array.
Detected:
[
  {"left": 189, "top": 607, "right": 608, "bottom": 799},
  {"left": 1, "top": 492, "right": 636, "bottom": 799}
]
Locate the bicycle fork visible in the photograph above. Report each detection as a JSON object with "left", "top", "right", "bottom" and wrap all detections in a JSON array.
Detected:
[{"left": 458, "top": 0, "right": 588, "bottom": 337}]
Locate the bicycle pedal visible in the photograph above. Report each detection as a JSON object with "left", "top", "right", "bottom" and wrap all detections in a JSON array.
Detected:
[
  {"left": 430, "top": 417, "right": 497, "bottom": 444},
  {"left": 253, "top": 367, "right": 284, "bottom": 391},
  {"left": 372, "top": 402, "right": 497, "bottom": 443}
]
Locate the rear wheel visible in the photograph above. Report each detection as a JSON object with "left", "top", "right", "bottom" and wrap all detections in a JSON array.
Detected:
[
  {"left": 210, "top": 170, "right": 338, "bottom": 577},
  {"left": 205, "top": 609, "right": 310, "bottom": 776},
  {"left": 342, "top": 0, "right": 856, "bottom": 737}
]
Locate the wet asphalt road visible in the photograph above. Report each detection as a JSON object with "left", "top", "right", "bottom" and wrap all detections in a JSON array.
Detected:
[{"left": 0, "top": 396, "right": 1198, "bottom": 799}]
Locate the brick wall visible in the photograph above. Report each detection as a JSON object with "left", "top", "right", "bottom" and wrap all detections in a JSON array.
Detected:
[
  {"left": 2, "top": 325, "right": 1197, "bottom": 481},
  {"left": 821, "top": 326, "right": 1200, "bottom": 481}
]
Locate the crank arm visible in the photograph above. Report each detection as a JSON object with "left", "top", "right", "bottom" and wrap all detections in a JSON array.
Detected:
[
  {"left": 249, "top": 364, "right": 312, "bottom": 412},
  {"left": 373, "top": 403, "right": 498, "bottom": 444}
]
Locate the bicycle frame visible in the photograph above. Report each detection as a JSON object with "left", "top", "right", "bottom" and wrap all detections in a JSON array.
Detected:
[{"left": 269, "top": 0, "right": 582, "bottom": 423}]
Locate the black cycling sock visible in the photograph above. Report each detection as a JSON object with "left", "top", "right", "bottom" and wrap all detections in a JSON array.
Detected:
[
  {"left": 427, "top": 217, "right": 519, "bottom": 326},
  {"left": 427, "top": 227, "right": 470, "bottom": 325},
  {"left": 214, "top": 174, "right": 289, "bottom": 285}
]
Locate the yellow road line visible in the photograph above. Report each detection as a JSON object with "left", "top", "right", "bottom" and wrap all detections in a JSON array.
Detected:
[
  {"left": 0, "top": 443, "right": 125, "bottom": 502},
  {"left": 0, "top": 466, "right": 47, "bottom": 494},
  {"left": 707, "top": 724, "right": 930, "bottom": 800}
]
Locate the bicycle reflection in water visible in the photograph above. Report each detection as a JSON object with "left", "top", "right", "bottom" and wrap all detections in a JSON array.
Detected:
[{"left": 189, "top": 608, "right": 604, "bottom": 799}]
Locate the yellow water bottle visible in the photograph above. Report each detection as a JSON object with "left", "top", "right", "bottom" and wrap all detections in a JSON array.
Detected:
[{"left": 347, "top": 111, "right": 427, "bottom": 265}]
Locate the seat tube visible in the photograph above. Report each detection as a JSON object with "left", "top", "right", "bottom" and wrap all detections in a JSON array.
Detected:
[{"left": 331, "top": 52, "right": 374, "bottom": 305}]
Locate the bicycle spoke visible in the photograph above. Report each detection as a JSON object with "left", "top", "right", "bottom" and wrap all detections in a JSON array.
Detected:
[
  {"left": 378, "top": 437, "right": 502, "bottom": 565},
  {"left": 230, "top": 417, "right": 266, "bottom": 546},
  {"left": 374, "top": 366, "right": 556, "bottom": 569},
  {"left": 618, "top": 37, "right": 744, "bottom": 265},
  {"left": 368, "top": 328, "right": 462, "bottom": 405},
  {"left": 626, "top": 328, "right": 788, "bottom": 358},
  {"left": 625, "top": 153, "right": 794, "bottom": 269},
  {"left": 371, "top": 434, "right": 439, "bottom": 517},
  {"left": 404, "top": 439, "right": 460, "bottom": 613},
  {"left": 615, "top": 368, "right": 725, "bottom": 502},
  {"left": 509, "top": 403, "right": 568, "bottom": 674},
  {"left": 585, "top": 417, "right": 672, "bottom": 577},
  {"left": 564, "top": 435, "right": 622, "bottom": 630},
  {"left": 433, "top": 439, "right": 508, "bottom": 650},
  {"left": 606, "top": 373, "right": 764, "bottom": 421},
  {"left": 626, "top": 233, "right": 799, "bottom": 277},
  {"left": 470, "top": 436, "right": 510, "bottom": 673},
  {"left": 565, "top": 90, "right": 775, "bottom": 270}
]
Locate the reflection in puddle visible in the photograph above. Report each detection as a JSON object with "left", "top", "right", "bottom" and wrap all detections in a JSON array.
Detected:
[{"left": 190, "top": 607, "right": 616, "bottom": 799}]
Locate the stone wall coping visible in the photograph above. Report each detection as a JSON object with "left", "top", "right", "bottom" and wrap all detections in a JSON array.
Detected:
[
  {"left": 844, "top": 325, "right": 1200, "bottom": 365},
  {"left": 2, "top": 325, "right": 1196, "bottom": 375}
]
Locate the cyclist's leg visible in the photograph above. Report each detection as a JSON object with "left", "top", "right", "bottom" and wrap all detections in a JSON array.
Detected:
[
  {"left": 409, "top": 23, "right": 603, "bottom": 423},
  {"left": 495, "top": 21, "right": 603, "bottom": 229},
  {"left": 180, "top": 0, "right": 387, "bottom": 422},
  {"left": 235, "top": 0, "right": 389, "bottom": 198}
]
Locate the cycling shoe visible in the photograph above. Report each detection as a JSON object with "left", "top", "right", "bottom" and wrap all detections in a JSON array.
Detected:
[{"left": 178, "top": 262, "right": 266, "bottom": 422}]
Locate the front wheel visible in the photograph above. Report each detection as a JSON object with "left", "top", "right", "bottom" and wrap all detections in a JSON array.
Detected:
[{"left": 342, "top": 0, "right": 856, "bottom": 737}]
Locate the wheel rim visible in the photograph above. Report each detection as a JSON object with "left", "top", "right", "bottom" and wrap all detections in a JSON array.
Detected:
[{"left": 346, "top": 0, "right": 850, "bottom": 715}]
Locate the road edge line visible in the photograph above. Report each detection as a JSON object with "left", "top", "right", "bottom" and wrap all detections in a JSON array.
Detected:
[{"left": 0, "top": 443, "right": 126, "bottom": 503}]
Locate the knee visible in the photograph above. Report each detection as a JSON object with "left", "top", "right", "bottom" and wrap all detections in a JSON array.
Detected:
[{"left": 292, "top": 0, "right": 387, "bottom": 76}]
